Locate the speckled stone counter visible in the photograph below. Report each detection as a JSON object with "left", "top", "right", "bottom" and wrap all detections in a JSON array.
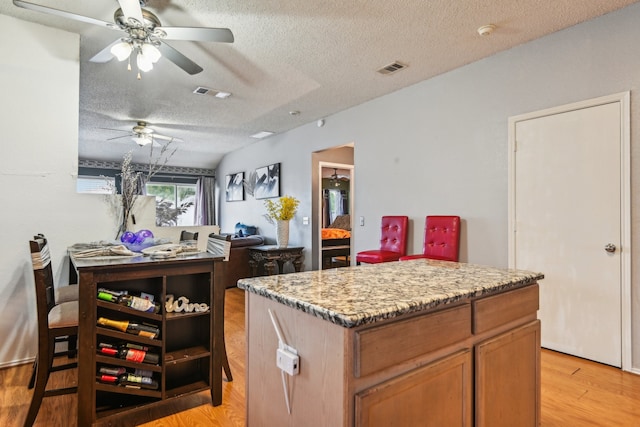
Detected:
[
  {"left": 240, "top": 260, "right": 544, "bottom": 426},
  {"left": 238, "top": 259, "right": 544, "bottom": 328}
]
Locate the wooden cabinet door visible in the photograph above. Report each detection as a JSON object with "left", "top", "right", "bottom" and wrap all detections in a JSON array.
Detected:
[
  {"left": 355, "top": 349, "right": 472, "bottom": 427},
  {"left": 475, "top": 320, "right": 541, "bottom": 427}
]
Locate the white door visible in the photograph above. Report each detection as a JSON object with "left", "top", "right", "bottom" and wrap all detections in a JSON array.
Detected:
[{"left": 509, "top": 94, "right": 630, "bottom": 368}]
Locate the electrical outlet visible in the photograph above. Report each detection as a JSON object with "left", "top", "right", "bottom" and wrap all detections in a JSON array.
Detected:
[
  {"left": 277, "top": 346, "right": 300, "bottom": 376},
  {"left": 359, "top": 216, "right": 365, "bottom": 226},
  {"left": 302, "top": 216, "right": 309, "bottom": 225}
]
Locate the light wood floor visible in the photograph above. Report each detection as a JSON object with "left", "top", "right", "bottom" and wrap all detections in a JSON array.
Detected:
[{"left": 2, "top": 287, "right": 640, "bottom": 426}]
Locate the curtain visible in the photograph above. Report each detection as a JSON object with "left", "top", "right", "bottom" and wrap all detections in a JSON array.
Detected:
[
  {"left": 136, "top": 174, "right": 147, "bottom": 196},
  {"left": 195, "top": 176, "right": 216, "bottom": 225}
]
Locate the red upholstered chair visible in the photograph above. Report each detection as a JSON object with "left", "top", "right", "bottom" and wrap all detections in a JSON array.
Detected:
[
  {"left": 400, "top": 216, "right": 461, "bottom": 262},
  {"left": 356, "top": 216, "right": 409, "bottom": 264}
]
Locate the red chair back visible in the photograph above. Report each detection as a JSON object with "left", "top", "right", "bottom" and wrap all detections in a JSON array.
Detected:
[
  {"left": 380, "top": 216, "right": 409, "bottom": 256},
  {"left": 356, "top": 216, "right": 409, "bottom": 264},
  {"left": 422, "top": 215, "right": 460, "bottom": 261}
]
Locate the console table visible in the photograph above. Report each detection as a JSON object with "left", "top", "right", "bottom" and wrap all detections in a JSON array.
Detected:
[
  {"left": 247, "top": 245, "right": 304, "bottom": 276},
  {"left": 70, "top": 252, "right": 225, "bottom": 426}
]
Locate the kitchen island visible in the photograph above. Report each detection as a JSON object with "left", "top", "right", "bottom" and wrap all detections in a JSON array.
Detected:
[{"left": 238, "top": 259, "right": 544, "bottom": 427}]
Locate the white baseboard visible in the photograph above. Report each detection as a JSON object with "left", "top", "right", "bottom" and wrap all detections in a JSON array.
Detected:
[{"left": 0, "top": 356, "right": 35, "bottom": 370}]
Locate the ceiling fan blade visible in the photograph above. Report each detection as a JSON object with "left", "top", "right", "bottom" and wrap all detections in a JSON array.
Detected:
[
  {"left": 89, "top": 39, "right": 122, "bottom": 63},
  {"left": 117, "top": 0, "right": 144, "bottom": 24},
  {"left": 157, "top": 41, "right": 203, "bottom": 75},
  {"left": 98, "top": 127, "right": 129, "bottom": 133},
  {"left": 157, "top": 26, "right": 234, "bottom": 43},
  {"left": 13, "top": 0, "right": 115, "bottom": 29},
  {"left": 106, "top": 134, "right": 131, "bottom": 141},
  {"left": 153, "top": 133, "right": 183, "bottom": 142}
]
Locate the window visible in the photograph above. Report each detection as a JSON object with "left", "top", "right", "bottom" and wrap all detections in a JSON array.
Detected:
[
  {"left": 77, "top": 176, "right": 115, "bottom": 194},
  {"left": 146, "top": 182, "right": 196, "bottom": 226}
]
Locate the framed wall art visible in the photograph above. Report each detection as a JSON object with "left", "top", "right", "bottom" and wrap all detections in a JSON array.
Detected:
[
  {"left": 225, "top": 172, "right": 245, "bottom": 202},
  {"left": 254, "top": 163, "right": 280, "bottom": 199}
]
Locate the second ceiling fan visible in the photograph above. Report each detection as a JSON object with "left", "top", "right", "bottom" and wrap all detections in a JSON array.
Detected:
[
  {"left": 13, "top": 0, "right": 234, "bottom": 76},
  {"left": 106, "top": 121, "right": 180, "bottom": 146}
]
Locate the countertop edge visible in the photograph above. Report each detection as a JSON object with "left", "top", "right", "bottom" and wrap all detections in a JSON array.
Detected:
[{"left": 238, "top": 275, "right": 542, "bottom": 328}]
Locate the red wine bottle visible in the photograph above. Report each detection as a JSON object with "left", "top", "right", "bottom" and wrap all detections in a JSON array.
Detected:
[
  {"left": 98, "top": 342, "right": 160, "bottom": 365},
  {"left": 97, "top": 372, "right": 159, "bottom": 390}
]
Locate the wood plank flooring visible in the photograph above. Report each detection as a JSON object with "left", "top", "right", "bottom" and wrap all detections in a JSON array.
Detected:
[{"left": 2, "top": 287, "right": 639, "bottom": 426}]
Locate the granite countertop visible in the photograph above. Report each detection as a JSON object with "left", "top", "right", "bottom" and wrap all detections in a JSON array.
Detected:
[{"left": 238, "top": 260, "right": 544, "bottom": 328}]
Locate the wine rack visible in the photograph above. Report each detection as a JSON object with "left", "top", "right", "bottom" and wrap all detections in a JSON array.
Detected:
[{"left": 72, "top": 253, "right": 224, "bottom": 426}]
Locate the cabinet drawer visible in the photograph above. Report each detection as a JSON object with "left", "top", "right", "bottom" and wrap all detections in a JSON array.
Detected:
[
  {"left": 355, "top": 304, "right": 471, "bottom": 377},
  {"left": 472, "top": 284, "right": 539, "bottom": 334}
]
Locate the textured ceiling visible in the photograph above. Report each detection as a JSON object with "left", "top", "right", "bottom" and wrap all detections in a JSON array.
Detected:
[{"left": 2, "top": 0, "right": 638, "bottom": 169}]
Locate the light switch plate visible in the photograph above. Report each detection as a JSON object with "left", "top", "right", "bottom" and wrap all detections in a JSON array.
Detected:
[{"left": 359, "top": 216, "right": 365, "bottom": 226}]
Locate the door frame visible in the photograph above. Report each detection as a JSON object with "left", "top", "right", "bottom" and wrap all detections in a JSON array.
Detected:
[
  {"left": 318, "top": 161, "right": 354, "bottom": 268},
  {"left": 507, "top": 91, "right": 631, "bottom": 371}
]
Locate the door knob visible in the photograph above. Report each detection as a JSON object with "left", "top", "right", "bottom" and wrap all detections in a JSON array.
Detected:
[{"left": 604, "top": 243, "right": 616, "bottom": 253}]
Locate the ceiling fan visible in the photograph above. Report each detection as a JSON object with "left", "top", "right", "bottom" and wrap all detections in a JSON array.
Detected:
[
  {"left": 13, "top": 0, "right": 234, "bottom": 76},
  {"left": 329, "top": 168, "right": 349, "bottom": 187},
  {"left": 105, "top": 121, "right": 179, "bottom": 146}
]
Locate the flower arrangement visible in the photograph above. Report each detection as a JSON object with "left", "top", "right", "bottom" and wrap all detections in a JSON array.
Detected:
[{"left": 264, "top": 195, "right": 300, "bottom": 224}]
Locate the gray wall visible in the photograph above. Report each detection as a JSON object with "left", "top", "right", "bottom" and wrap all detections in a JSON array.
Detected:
[{"left": 217, "top": 4, "right": 640, "bottom": 369}]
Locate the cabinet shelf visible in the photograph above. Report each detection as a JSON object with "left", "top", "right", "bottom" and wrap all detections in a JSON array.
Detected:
[
  {"left": 95, "top": 382, "right": 162, "bottom": 398},
  {"left": 94, "top": 392, "right": 160, "bottom": 420},
  {"left": 96, "top": 355, "right": 162, "bottom": 373},
  {"left": 164, "top": 345, "right": 210, "bottom": 366},
  {"left": 97, "top": 300, "right": 162, "bottom": 321},
  {"left": 166, "top": 380, "right": 210, "bottom": 399},
  {"left": 166, "top": 310, "right": 210, "bottom": 321},
  {"left": 96, "top": 327, "right": 162, "bottom": 346}
]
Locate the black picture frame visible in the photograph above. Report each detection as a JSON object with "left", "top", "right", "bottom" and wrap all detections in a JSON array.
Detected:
[
  {"left": 254, "top": 163, "right": 280, "bottom": 199},
  {"left": 225, "top": 172, "right": 245, "bottom": 202}
]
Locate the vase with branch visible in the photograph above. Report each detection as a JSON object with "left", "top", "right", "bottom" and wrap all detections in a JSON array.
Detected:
[{"left": 104, "top": 141, "right": 177, "bottom": 239}]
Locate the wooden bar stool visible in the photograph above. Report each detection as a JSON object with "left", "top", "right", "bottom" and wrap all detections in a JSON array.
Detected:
[
  {"left": 24, "top": 237, "right": 78, "bottom": 427},
  {"left": 33, "top": 234, "right": 78, "bottom": 304},
  {"left": 207, "top": 233, "right": 234, "bottom": 382}
]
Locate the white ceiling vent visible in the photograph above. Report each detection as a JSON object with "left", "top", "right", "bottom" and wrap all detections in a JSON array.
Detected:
[{"left": 377, "top": 61, "right": 407, "bottom": 75}]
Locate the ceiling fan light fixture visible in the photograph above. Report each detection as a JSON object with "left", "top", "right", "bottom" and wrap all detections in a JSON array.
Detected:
[
  {"left": 132, "top": 134, "right": 152, "bottom": 146},
  {"left": 111, "top": 41, "right": 133, "bottom": 61},
  {"left": 136, "top": 51, "right": 154, "bottom": 72},
  {"left": 141, "top": 43, "right": 161, "bottom": 63}
]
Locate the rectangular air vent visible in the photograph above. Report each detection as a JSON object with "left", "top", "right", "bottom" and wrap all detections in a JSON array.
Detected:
[
  {"left": 377, "top": 61, "right": 407, "bottom": 75},
  {"left": 193, "top": 87, "right": 232, "bottom": 98}
]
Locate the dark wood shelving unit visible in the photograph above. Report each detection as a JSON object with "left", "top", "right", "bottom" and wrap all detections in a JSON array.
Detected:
[{"left": 72, "top": 253, "right": 224, "bottom": 426}]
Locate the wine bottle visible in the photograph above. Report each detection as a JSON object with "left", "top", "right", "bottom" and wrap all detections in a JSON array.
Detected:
[
  {"left": 97, "top": 372, "right": 159, "bottom": 390},
  {"left": 98, "top": 342, "right": 160, "bottom": 365},
  {"left": 97, "top": 317, "right": 160, "bottom": 339},
  {"left": 98, "top": 366, "right": 126, "bottom": 376},
  {"left": 97, "top": 289, "right": 160, "bottom": 313}
]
